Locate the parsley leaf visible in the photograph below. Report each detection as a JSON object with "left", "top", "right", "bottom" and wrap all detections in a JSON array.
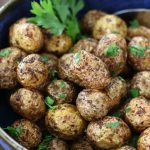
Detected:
[
  {"left": 74, "top": 51, "right": 81, "bottom": 64},
  {"left": 125, "top": 107, "right": 132, "bottom": 113},
  {"left": 45, "top": 96, "right": 55, "bottom": 109},
  {"left": 106, "top": 121, "right": 120, "bottom": 128},
  {"left": 129, "top": 45, "right": 145, "bottom": 57},
  {"left": 104, "top": 43, "right": 120, "bottom": 56},
  {"left": 60, "top": 80, "right": 65, "bottom": 88},
  {"left": 130, "top": 88, "right": 140, "bottom": 98},
  {"left": 0, "top": 50, "right": 12, "bottom": 57},
  {"left": 129, "top": 19, "right": 140, "bottom": 28},
  {"left": 41, "top": 54, "right": 49, "bottom": 63},
  {"left": 58, "top": 93, "right": 66, "bottom": 99},
  {"left": 111, "top": 111, "right": 123, "bottom": 118}
]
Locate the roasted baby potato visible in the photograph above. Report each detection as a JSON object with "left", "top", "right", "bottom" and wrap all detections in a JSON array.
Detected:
[
  {"left": 58, "top": 50, "right": 111, "bottom": 89},
  {"left": 45, "top": 104, "right": 87, "bottom": 140},
  {"left": 116, "top": 145, "right": 136, "bottom": 150},
  {"left": 17, "top": 54, "right": 49, "bottom": 89},
  {"left": 93, "top": 15, "right": 127, "bottom": 40},
  {"left": 9, "top": 21, "right": 43, "bottom": 53},
  {"left": 12, "top": 119, "right": 42, "bottom": 149},
  {"left": 128, "top": 36, "right": 150, "bottom": 71},
  {"left": 125, "top": 96, "right": 150, "bottom": 132},
  {"left": 47, "top": 80, "right": 77, "bottom": 104},
  {"left": 76, "top": 89, "right": 110, "bottom": 121},
  {"left": 93, "top": 33, "right": 127, "bottom": 75},
  {"left": 87, "top": 116, "right": 131, "bottom": 149},
  {"left": 10, "top": 88, "right": 46, "bottom": 122}
]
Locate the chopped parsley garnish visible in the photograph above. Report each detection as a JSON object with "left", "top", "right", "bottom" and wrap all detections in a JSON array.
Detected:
[
  {"left": 129, "top": 19, "right": 140, "bottom": 28},
  {"left": 58, "top": 93, "right": 66, "bottom": 99},
  {"left": 45, "top": 96, "right": 55, "bottom": 109},
  {"left": 41, "top": 54, "right": 49, "bottom": 63},
  {"left": 106, "top": 121, "right": 120, "bottom": 128},
  {"left": 112, "top": 111, "right": 122, "bottom": 118},
  {"left": 74, "top": 51, "right": 81, "bottom": 64},
  {"left": 130, "top": 88, "right": 140, "bottom": 98},
  {"left": 0, "top": 49, "right": 12, "bottom": 57},
  {"left": 127, "top": 134, "right": 139, "bottom": 148},
  {"left": 125, "top": 107, "right": 132, "bottom": 113},
  {"left": 129, "top": 45, "right": 145, "bottom": 57},
  {"left": 60, "top": 80, "right": 65, "bottom": 88}
]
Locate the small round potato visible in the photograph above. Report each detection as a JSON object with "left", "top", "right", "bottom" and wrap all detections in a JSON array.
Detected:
[
  {"left": 48, "top": 138, "right": 68, "bottom": 150},
  {"left": 128, "top": 36, "right": 150, "bottom": 71},
  {"left": 58, "top": 50, "right": 111, "bottom": 90},
  {"left": 76, "top": 89, "right": 110, "bottom": 121},
  {"left": 12, "top": 119, "right": 42, "bottom": 149},
  {"left": 43, "top": 30, "right": 73, "bottom": 55},
  {"left": 81, "top": 10, "right": 106, "bottom": 33},
  {"left": 10, "top": 88, "right": 46, "bottom": 122},
  {"left": 0, "top": 47, "right": 27, "bottom": 89},
  {"left": 72, "top": 38, "right": 98, "bottom": 53},
  {"left": 116, "top": 145, "right": 136, "bottom": 150},
  {"left": 131, "top": 71, "right": 150, "bottom": 99},
  {"left": 9, "top": 22, "right": 43, "bottom": 53},
  {"left": 87, "top": 116, "right": 131, "bottom": 149},
  {"left": 93, "top": 34, "right": 127, "bottom": 75},
  {"left": 93, "top": 15, "right": 127, "bottom": 40},
  {"left": 47, "top": 80, "right": 77, "bottom": 104},
  {"left": 17, "top": 54, "right": 49, "bottom": 89},
  {"left": 137, "top": 127, "right": 150, "bottom": 150},
  {"left": 45, "top": 104, "right": 87, "bottom": 140},
  {"left": 125, "top": 96, "right": 150, "bottom": 132}
]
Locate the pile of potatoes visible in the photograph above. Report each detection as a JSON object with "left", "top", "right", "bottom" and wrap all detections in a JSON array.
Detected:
[{"left": 1, "top": 9, "right": 150, "bottom": 150}]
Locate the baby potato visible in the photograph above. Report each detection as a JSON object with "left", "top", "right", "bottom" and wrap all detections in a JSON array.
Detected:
[
  {"left": 45, "top": 104, "right": 87, "bottom": 140},
  {"left": 93, "top": 15, "right": 127, "bottom": 40},
  {"left": 128, "top": 36, "right": 150, "bottom": 71},
  {"left": 87, "top": 116, "right": 131, "bottom": 149},
  {"left": 71, "top": 136, "right": 93, "bottom": 150},
  {"left": 9, "top": 21, "right": 43, "bottom": 53},
  {"left": 116, "top": 145, "right": 136, "bottom": 150},
  {"left": 125, "top": 96, "right": 150, "bottom": 132},
  {"left": 43, "top": 30, "right": 73, "bottom": 55},
  {"left": 10, "top": 88, "right": 46, "bottom": 122},
  {"left": 17, "top": 54, "right": 49, "bottom": 89},
  {"left": 81, "top": 10, "right": 107, "bottom": 33},
  {"left": 12, "top": 119, "right": 42, "bottom": 149},
  {"left": 137, "top": 127, "right": 150, "bottom": 150},
  {"left": 0, "top": 47, "right": 27, "bottom": 89},
  {"left": 47, "top": 80, "right": 77, "bottom": 104},
  {"left": 131, "top": 71, "right": 150, "bottom": 99},
  {"left": 58, "top": 50, "right": 111, "bottom": 90},
  {"left": 76, "top": 89, "right": 110, "bottom": 121},
  {"left": 105, "top": 76, "right": 127, "bottom": 109},
  {"left": 93, "top": 34, "right": 127, "bottom": 75},
  {"left": 72, "top": 38, "right": 98, "bottom": 53}
]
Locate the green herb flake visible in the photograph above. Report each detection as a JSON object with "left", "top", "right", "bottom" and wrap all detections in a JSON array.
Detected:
[
  {"left": 130, "top": 88, "right": 140, "bottom": 98},
  {"left": 112, "top": 111, "right": 122, "bottom": 118},
  {"left": 58, "top": 93, "right": 66, "bottom": 99},
  {"left": 106, "top": 121, "right": 120, "bottom": 128},
  {"left": 0, "top": 50, "right": 12, "bottom": 57},
  {"left": 129, "top": 45, "right": 145, "bottom": 57},
  {"left": 74, "top": 51, "right": 81, "bottom": 64},
  {"left": 41, "top": 54, "right": 49, "bottom": 63},
  {"left": 125, "top": 107, "right": 132, "bottom": 113},
  {"left": 129, "top": 19, "right": 140, "bottom": 28},
  {"left": 45, "top": 96, "right": 55, "bottom": 109},
  {"left": 104, "top": 43, "right": 120, "bottom": 57},
  {"left": 60, "top": 80, "right": 65, "bottom": 88},
  {"left": 127, "top": 134, "right": 139, "bottom": 148}
]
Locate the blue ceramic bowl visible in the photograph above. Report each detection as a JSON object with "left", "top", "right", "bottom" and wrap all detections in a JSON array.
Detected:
[{"left": 0, "top": 0, "right": 150, "bottom": 149}]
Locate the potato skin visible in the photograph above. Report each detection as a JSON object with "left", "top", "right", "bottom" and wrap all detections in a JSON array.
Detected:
[
  {"left": 58, "top": 50, "right": 111, "bottom": 89},
  {"left": 47, "top": 80, "right": 77, "bottom": 104},
  {"left": 128, "top": 36, "right": 150, "bottom": 71},
  {"left": 9, "top": 22, "right": 43, "bottom": 53},
  {"left": 10, "top": 88, "right": 46, "bottom": 122},
  {"left": 17, "top": 54, "right": 49, "bottom": 89},
  {"left": 81, "top": 10, "right": 106, "bottom": 33},
  {"left": 76, "top": 89, "right": 110, "bottom": 121},
  {"left": 125, "top": 96, "right": 150, "bottom": 132},
  {"left": 87, "top": 116, "right": 131, "bottom": 149},
  {"left": 12, "top": 119, "right": 42, "bottom": 149},
  {"left": 93, "top": 15, "right": 127, "bottom": 40},
  {"left": 93, "top": 34, "right": 127, "bottom": 75},
  {"left": 45, "top": 104, "right": 87, "bottom": 140},
  {"left": 116, "top": 145, "right": 136, "bottom": 150},
  {"left": 137, "top": 127, "right": 150, "bottom": 150}
]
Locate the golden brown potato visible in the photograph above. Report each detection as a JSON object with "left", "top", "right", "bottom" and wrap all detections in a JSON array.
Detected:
[
  {"left": 116, "top": 145, "right": 136, "bottom": 150},
  {"left": 10, "top": 88, "right": 46, "bottom": 122},
  {"left": 0, "top": 47, "right": 27, "bottom": 89},
  {"left": 131, "top": 71, "right": 150, "bottom": 99},
  {"left": 9, "top": 22, "right": 43, "bottom": 53},
  {"left": 93, "top": 34, "right": 127, "bottom": 76},
  {"left": 47, "top": 80, "right": 77, "bottom": 104},
  {"left": 45, "top": 104, "right": 87, "bottom": 140},
  {"left": 43, "top": 30, "right": 73, "bottom": 55},
  {"left": 17, "top": 54, "right": 49, "bottom": 89},
  {"left": 81, "top": 10, "right": 107, "bottom": 33},
  {"left": 125, "top": 96, "right": 150, "bottom": 132},
  {"left": 137, "top": 127, "right": 150, "bottom": 150},
  {"left": 12, "top": 119, "right": 42, "bottom": 149},
  {"left": 128, "top": 36, "right": 150, "bottom": 71},
  {"left": 72, "top": 38, "right": 98, "bottom": 54},
  {"left": 76, "top": 89, "right": 110, "bottom": 121},
  {"left": 58, "top": 50, "right": 111, "bottom": 89},
  {"left": 87, "top": 116, "right": 131, "bottom": 149},
  {"left": 93, "top": 15, "right": 127, "bottom": 40}
]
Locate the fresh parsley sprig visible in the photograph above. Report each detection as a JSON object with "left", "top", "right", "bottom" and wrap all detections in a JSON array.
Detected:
[
  {"left": 130, "top": 88, "right": 140, "bottom": 98},
  {"left": 129, "top": 45, "right": 145, "bottom": 57},
  {"left": 106, "top": 121, "right": 120, "bottom": 129}
]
